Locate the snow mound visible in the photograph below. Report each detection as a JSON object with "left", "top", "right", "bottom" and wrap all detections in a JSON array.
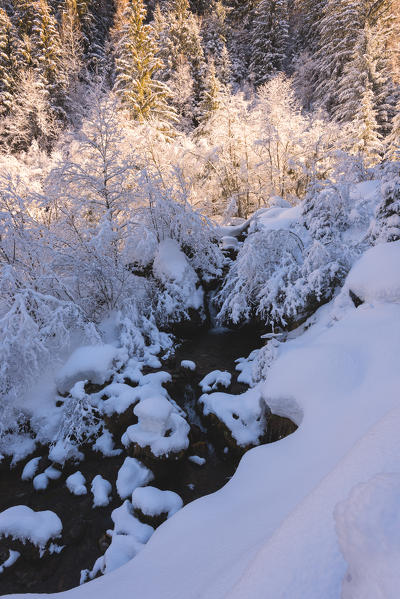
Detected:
[
  {"left": 116, "top": 457, "right": 153, "bottom": 500},
  {"left": 345, "top": 241, "right": 400, "bottom": 303},
  {"left": 131, "top": 487, "right": 183, "bottom": 519},
  {"left": 0, "top": 506, "right": 62, "bottom": 549},
  {"left": 181, "top": 360, "right": 196, "bottom": 371},
  {"left": 188, "top": 455, "right": 206, "bottom": 466},
  {"left": 200, "top": 370, "right": 232, "bottom": 393},
  {"left": 56, "top": 345, "right": 123, "bottom": 394},
  {"left": 124, "top": 397, "right": 190, "bottom": 458},
  {"left": 335, "top": 472, "right": 400, "bottom": 599},
  {"left": 200, "top": 387, "right": 266, "bottom": 447},
  {"left": 91, "top": 475, "right": 112, "bottom": 508},
  {"left": 66, "top": 472, "right": 87, "bottom": 496}
]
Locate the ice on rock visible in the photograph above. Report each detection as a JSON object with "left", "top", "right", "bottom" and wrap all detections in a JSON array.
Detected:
[
  {"left": 0, "top": 506, "right": 62, "bottom": 549},
  {"left": 66, "top": 471, "right": 87, "bottom": 496},
  {"left": 56, "top": 344, "right": 123, "bottom": 394},
  {"left": 200, "top": 370, "right": 232, "bottom": 393},
  {"left": 345, "top": 241, "right": 400, "bottom": 304},
  {"left": 335, "top": 473, "right": 400, "bottom": 599},
  {"left": 124, "top": 397, "right": 190, "bottom": 458},
  {"left": 116, "top": 457, "right": 153, "bottom": 500},
  {"left": 200, "top": 387, "right": 266, "bottom": 447},
  {"left": 181, "top": 360, "right": 196, "bottom": 371},
  {"left": 91, "top": 475, "right": 112, "bottom": 508},
  {"left": 21, "top": 457, "right": 41, "bottom": 481},
  {"left": 131, "top": 487, "right": 183, "bottom": 519}
]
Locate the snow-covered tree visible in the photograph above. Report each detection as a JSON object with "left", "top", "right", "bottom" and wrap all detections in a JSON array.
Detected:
[
  {"left": 250, "top": 0, "right": 289, "bottom": 86},
  {"left": 371, "top": 165, "right": 400, "bottom": 243},
  {"left": 113, "top": 0, "right": 176, "bottom": 125},
  {"left": 0, "top": 9, "right": 21, "bottom": 116}
]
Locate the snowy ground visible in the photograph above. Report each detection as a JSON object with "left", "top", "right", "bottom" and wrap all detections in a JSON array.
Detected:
[{"left": 5, "top": 239, "right": 400, "bottom": 597}]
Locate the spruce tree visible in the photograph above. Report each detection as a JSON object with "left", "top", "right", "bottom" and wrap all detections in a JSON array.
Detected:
[
  {"left": 114, "top": 0, "right": 176, "bottom": 124},
  {"left": 0, "top": 9, "right": 21, "bottom": 116},
  {"left": 201, "top": 1, "right": 232, "bottom": 84},
  {"left": 250, "top": 0, "right": 289, "bottom": 86},
  {"left": 197, "top": 58, "right": 223, "bottom": 126},
  {"left": 386, "top": 100, "right": 400, "bottom": 160},
  {"left": 31, "top": 0, "right": 66, "bottom": 118},
  {"left": 154, "top": 0, "right": 206, "bottom": 116}
]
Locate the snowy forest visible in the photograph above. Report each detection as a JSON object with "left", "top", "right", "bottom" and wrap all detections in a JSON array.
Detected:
[{"left": 0, "top": 0, "right": 400, "bottom": 597}]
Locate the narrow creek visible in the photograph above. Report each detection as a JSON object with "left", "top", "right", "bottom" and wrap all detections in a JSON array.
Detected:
[{"left": 0, "top": 323, "right": 295, "bottom": 595}]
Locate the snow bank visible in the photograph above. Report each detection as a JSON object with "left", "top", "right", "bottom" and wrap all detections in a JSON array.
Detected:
[
  {"left": 56, "top": 345, "right": 122, "bottom": 394},
  {"left": 345, "top": 241, "right": 400, "bottom": 303},
  {"left": 116, "top": 457, "right": 153, "bottom": 500},
  {"left": 111, "top": 501, "right": 153, "bottom": 543},
  {"left": 335, "top": 473, "right": 400, "bottom": 599},
  {"left": 131, "top": 487, "right": 183, "bottom": 519},
  {"left": 0, "top": 506, "right": 62, "bottom": 549}
]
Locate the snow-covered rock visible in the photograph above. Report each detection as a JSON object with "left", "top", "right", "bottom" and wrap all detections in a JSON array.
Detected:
[
  {"left": 200, "top": 387, "right": 266, "bottom": 448},
  {"left": 131, "top": 487, "right": 183, "bottom": 520},
  {"left": 116, "top": 457, "right": 153, "bottom": 500},
  {"left": 0, "top": 506, "right": 62, "bottom": 552},
  {"left": 56, "top": 345, "right": 123, "bottom": 394},
  {"left": 199, "top": 370, "right": 232, "bottom": 393},
  {"left": 123, "top": 397, "right": 190, "bottom": 460},
  {"left": 66, "top": 472, "right": 87, "bottom": 496},
  {"left": 180, "top": 360, "right": 196, "bottom": 371},
  {"left": 91, "top": 475, "right": 112, "bottom": 508},
  {"left": 21, "top": 457, "right": 41, "bottom": 481}
]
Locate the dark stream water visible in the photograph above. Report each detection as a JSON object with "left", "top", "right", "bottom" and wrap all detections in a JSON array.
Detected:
[{"left": 0, "top": 325, "right": 292, "bottom": 596}]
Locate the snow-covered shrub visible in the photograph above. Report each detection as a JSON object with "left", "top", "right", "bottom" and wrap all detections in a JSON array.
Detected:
[{"left": 217, "top": 179, "right": 364, "bottom": 327}]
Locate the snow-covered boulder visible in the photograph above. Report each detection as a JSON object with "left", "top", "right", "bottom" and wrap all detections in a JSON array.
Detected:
[
  {"left": 116, "top": 457, "right": 153, "bottom": 500},
  {"left": 0, "top": 506, "right": 62, "bottom": 558},
  {"left": 131, "top": 486, "right": 183, "bottom": 527},
  {"left": 345, "top": 241, "right": 400, "bottom": 304},
  {"left": 200, "top": 387, "right": 267, "bottom": 451},
  {"left": 66, "top": 471, "right": 87, "bottom": 496},
  {"left": 123, "top": 396, "right": 190, "bottom": 464},
  {"left": 56, "top": 345, "right": 123, "bottom": 395},
  {"left": 91, "top": 475, "right": 112, "bottom": 508},
  {"left": 200, "top": 370, "right": 232, "bottom": 393}
]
